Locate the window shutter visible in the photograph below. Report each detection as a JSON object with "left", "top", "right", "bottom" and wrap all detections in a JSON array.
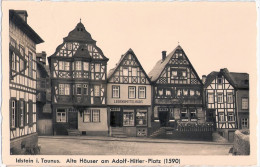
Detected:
[
  {"left": 15, "top": 100, "right": 18, "bottom": 128},
  {"left": 9, "top": 99, "right": 12, "bottom": 128},
  {"left": 24, "top": 101, "right": 27, "bottom": 126},
  {"left": 29, "top": 100, "right": 33, "bottom": 127},
  {"left": 18, "top": 101, "right": 21, "bottom": 127}
]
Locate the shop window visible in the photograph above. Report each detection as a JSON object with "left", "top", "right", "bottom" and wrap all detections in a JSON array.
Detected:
[
  {"left": 56, "top": 109, "right": 66, "bottom": 122},
  {"left": 83, "top": 84, "right": 88, "bottom": 95},
  {"left": 112, "top": 85, "right": 120, "bottom": 98},
  {"left": 219, "top": 113, "right": 225, "bottom": 122},
  {"left": 217, "top": 93, "right": 223, "bottom": 103},
  {"left": 138, "top": 87, "right": 146, "bottom": 99},
  {"left": 136, "top": 110, "right": 147, "bottom": 126},
  {"left": 241, "top": 118, "right": 249, "bottom": 128},
  {"left": 123, "top": 110, "right": 134, "bottom": 126},
  {"left": 228, "top": 113, "right": 234, "bottom": 121},
  {"left": 242, "top": 98, "right": 249, "bottom": 109},
  {"left": 128, "top": 86, "right": 136, "bottom": 99},
  {"left": 227, "top": 92, "right": 233, "bottom": 103}
]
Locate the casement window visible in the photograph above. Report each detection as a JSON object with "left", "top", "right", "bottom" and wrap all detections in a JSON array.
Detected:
[
  {"left": 190, "top": 108, "right": 197, "bottom": 119},
  {"left": 171, "top": 70, "right": 178, "bottom": 78},
  {"left": 94, "top": 85, "right": 100, "bottom": 96},
  {"left": 136, "top": 110, "right": 147, "bottom": 126},
  {"left": 83, "top": 84, "right": 88, "bottom": 95},
  {"left": 66, "top": 42, "right": 72, "bottom": 50},
  {"left": 11, "top": 52, "right": 16, "bottom": 71},
  {"left": 59, "top": 84, "right": 70, "bottom": 95},
  {"left": 165, "top": 89, "right": 171, "bottom": 96},
  {"left": 128, "top": 86, "right": 136, "bottom": 99},
  {"left": 123, "top": 110, "right": 134, "bottom": 126},
  {"left": 76, "top": 84, "right": 82, "bottom": 95},
  {"left": 83, "top": 62, "right": 89, "bottom": 71},
  {"left": 123, "top": 68, "right": 128, "bottom": 76},
  {"left": 181, "top": 108, "right": 188, "bottom": 118},
  {"left": 83, "top": 109, "right": 100, "bottom": 123},
  {"left": 132, "top": 68, "right": 137, "bottom": 76},
  {"left": 19, "top": 101, "right": 24, "bottom": 127},
  {"left": 158, "top": 88, "right": 163, "bottom": 96},
  {"left": 228, "top": 113, "right": 234, "bottom": 121},
  {"left": 95, "top": 64, "right": 100, "bottom": 72},
  {"left": 56, "top": 109, "right": 66, "bottom": 122},
  {"left": 217, "top": 93, "right": 223, "bottom": 103},
  {"left": 183, "top": 89, "right": 188, "bottom": 96},
  {"left": 11, "top": 100, "right": 16, "bottom": 128},
  {"left": 182, "top": 71, "right": 187, "bottom": 77},
  {"left": 208, "top": 93, "right": 214, "bottom": 103},
  {"left": 138, "top": 87, "right": 146, "bottom": 99},
  {"left": 190, "top": 90, "right": 195, "bottom": 96},
  {"left": 177, "top": 89, "right": 182, "bottom": 97},
  {"left": 112, "top": 85, "right": 120, "bottom": 98},
  {"left": 241, "top": 118, "right": 249, "bottom": 128},
  {"left": 75, "top": 61, "right": 82, "bottom": 70},
  {"left": 28, "top": 52, "right": 33, "bottom": 78},
  {"left": 242, "top": 98, "right": 249, "bottom": 109},
  {"left": 219, "top": 113, "right": 225, "bottom": 122},
  {"left": 227, "top": 93, "right": 233, "bottom": 103}
]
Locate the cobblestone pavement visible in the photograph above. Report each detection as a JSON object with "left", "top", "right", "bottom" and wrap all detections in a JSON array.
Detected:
[{"left": 38, "top": 136, "right": 232, "bottom": 155}]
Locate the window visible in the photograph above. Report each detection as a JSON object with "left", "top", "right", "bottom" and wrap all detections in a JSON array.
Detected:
[
  {"left": 92, "top": 109, "right": 100, "bottom": 122},
  {"left": 136, "top": 110, "right": 147, "bottom": 126},
  {"left": 181, "top": 108, "right": 188, "bottom": 118},
  {"left": 84, "top": 62, "right": 89, "bottom": 71},
  {"left": 190, "top": 108, "right": 197, "bottom": 119},
  {"left": 95, "top": 64, "right": 100, "bottom": 72},
  {"left": 75, "top": 61, "right": 82, "bottom": 70},
  {"left": 64, "top": 62, "right": 70, "bottom": 71},
  {"left": 112, "top": 85, "right": 120, "bottom": 98},
  {"left": 177, "top": 89, "right": 182, "bottom": 96},
  {"left": 123, "top": 68, "right": 128, "bottom": 76},
  {"left": 83, "top": 109, "right": 100, "bottom": 123},
  {"left": 67, "top": 43, "right": 72, "bottom": 50},
  {"left": 20, "top": 101, "right": 24, "bottom": 127},
  {"left": 182, "top": 71, "right": 187, "bottom": 77},
  {"left": 241, "top": 118, "right": 249, "bottom": 128},
  {"left": 190, "top": 90, "right": 195, "bottom": 96},
  {"left": 94, "top": 85, "right": 100, "bottom": 96},
  {"left": 228, "top": 113, "right": 234, "bottom": 121},
  {"left": 83, "top": 84, "right": 88, "bottom": 95},
  {"left": 132, "top": 68, "right": 137, "bottom": 76},
  {"left": 59, "top": 84, "right": 70, "bottom": 95},
  {"left": 138, "top": 87, "right": 146, "bottom": 99},
  {"left": 219, "top": 113, "right": 225, "bottom": 122},
  {"left": 217, "top": 93, "right": 223, "bottom": 103},
  {"left": 11, "top": 100, "right": 16, "bottom": 128},
  {"left": 129, "top": 87, "right": 136, "bottom": 99},
  {"left": 171, "top": 70, "right": 177, "bottom": 78},
  {"left": 242, "top": 98, "right": 249, "bottom": 109},
  {"left": 123, "top": 110, "right": 134, "bottom": 126},
  {"left": 165, "top": 89, "right": 171, "bottom": 96},
  {"left": 196, "top": 90, "right": 200, "bottom": 96},
  {"left": 76, "top": 84, "right": 81, "bottom": 95},
  {"left": 28, "top": 52, "right": 33, "bottom": 77},
  {"left": 158, "top": 88, "right": 163, "bottom": 96},
  {"left": 227, "top": 93, "right": 233, "bottom": 103},
  {"left": 56, "top": 109, "right": 66, "bottom": 122},
  {"left": 183, "top": 89, "right": 188, "bottom": 96},
  {"left": 11, "top": 53, "right": 16, "bottom": 70},
  {"left": 217, "top": 77, "right": 222, "bottom": 84},
  {"left": 208, "top": 93, "right": 214, "bottom": 103},
  {"left": 83, "top": 110, "right": 91, "bottom": 122}
]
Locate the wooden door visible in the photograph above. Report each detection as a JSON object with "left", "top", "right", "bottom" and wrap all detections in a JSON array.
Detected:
[{"left": 68, "top": 111, "right": 78, "bottom": 129}]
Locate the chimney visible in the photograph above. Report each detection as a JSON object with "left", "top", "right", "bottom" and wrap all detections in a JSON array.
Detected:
[
  {"left": 15, "top": 10, "right": 28, "bottom": 23},
  {"left": 37, "top": 51, "right": 47, "bottom": 65},
  {"left": 202, "top": 75, "right": 206, "bottom": 84},
  {"left": 162, "top": 51, "right": 167, "bottom": 61}
]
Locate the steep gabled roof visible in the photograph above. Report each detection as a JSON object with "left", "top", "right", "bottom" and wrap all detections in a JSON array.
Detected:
[
  {"left": 107, "top": 48, "right": 151, "bottom": 83},
  {"left": 9, "top": 10, "right": 44, "bottom": 44},
  {"left": 204, "top": 68, "right": 249, "bottom": 89},
  {"left": 148, "top": 45, "right": 202, "bottom": 84}
]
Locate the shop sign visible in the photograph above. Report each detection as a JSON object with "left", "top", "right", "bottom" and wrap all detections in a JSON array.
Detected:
[{"left": 113, "top": 99, "right": 143, "bottom": 104}]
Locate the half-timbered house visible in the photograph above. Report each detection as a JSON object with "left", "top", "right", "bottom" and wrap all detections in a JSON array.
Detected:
[
  {"left": 107, "top": 49, "right": 152, "bottom": 137},
  {"left": 204, "top": 68, "right": 249, "bottom": 141},
  {"left": 9, "top": 10, "right": 44, "bottom": 154},
  {"left": 48, "top": 21, "right": 109, "bottom": 135},
  {"left": 148, "top": 45, "right": 205, "bottom": 131}
]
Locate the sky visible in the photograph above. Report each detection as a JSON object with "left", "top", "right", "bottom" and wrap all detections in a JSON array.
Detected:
[{"left": 4, "top": 1, "right": 257, "bottom": 77}]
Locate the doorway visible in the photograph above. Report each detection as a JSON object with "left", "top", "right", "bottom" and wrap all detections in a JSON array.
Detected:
[
  {"left": 110, "top": 112, "right": 123, "bottom": 127},
  {"left": 159, "top": 111, "right": 169, "bottom": 127}
]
